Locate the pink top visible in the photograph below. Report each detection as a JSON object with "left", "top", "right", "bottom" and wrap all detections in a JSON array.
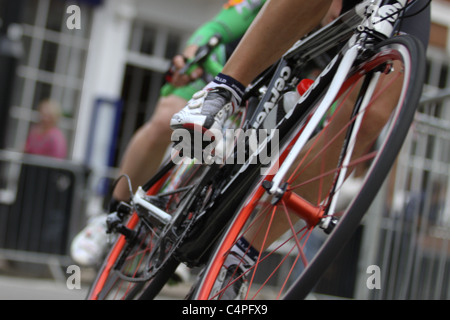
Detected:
[{"left": 25, "top": 126, "right": 67, "bottom": 159}]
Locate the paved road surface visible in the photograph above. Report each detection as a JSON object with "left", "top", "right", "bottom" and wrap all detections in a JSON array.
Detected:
[
  {"left": 0, "top": 258, "right": 191, "bottom": 300},
  {"left": 0, "top": 275, "right": 88, "bottom": 300},
  {"left": 0, "top": 274, "right": 188, "bottom": 300}
]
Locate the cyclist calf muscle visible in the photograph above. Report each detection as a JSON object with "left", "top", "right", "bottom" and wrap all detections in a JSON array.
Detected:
[
  {"left": 113, "top": 95, "right": 187, "bottom": 201},
  {"left": 222, "top": 0, "right": 333, "bottom": 86}
]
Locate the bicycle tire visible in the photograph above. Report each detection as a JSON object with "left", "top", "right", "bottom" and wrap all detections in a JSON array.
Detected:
[{"left": 190, "top": 35, "right": 425, "bottom": 300}]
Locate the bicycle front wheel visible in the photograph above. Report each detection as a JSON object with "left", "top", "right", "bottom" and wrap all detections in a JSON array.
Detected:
[{"left": 191, "top": 35, "right": 425, "bottom": 300}]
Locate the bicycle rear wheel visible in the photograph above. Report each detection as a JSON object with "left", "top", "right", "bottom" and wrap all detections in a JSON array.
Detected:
[{"left": 191, "top": 35, "right": 425, "bottom": 300}]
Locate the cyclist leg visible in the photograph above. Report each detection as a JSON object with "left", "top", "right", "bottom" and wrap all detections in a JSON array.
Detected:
[
  {"left": 112, "top": 77, "right": 207, "bottom": 203},
  {"left": 71, "top": 82, "right": 204, "bottom": 267},
  {"left": 113, "top": 43, "right": 228, "bottom": 204},
  {"left": 223, "top": 0, "right": 333, "bottom": 86},
  {"left": 112, "top": 94, "right": 192, "bottom": 203}
]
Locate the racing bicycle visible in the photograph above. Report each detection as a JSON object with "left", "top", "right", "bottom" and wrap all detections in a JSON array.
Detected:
[{"left": 87, "top": 0, "right": 428, "bottom": 300}]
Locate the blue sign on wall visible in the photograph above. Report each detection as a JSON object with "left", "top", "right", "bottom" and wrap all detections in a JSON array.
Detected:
[
  {"left": 59, "top": 0, "right": 103, "bottom": 6},
  {"left": 79, "top": 0, "right": 103, "bottom": 5}
]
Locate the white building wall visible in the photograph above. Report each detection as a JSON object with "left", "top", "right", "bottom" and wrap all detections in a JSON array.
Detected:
[{"left": 72, "top": 0, "right": 135, "bottom": 162}]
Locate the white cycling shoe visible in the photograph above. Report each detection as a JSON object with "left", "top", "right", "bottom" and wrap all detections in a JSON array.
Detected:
[
  {"left": 70, "top": 214, "right": 109, "bottom": 267},
  {"left": 170, "top": 87, "right": 237, "bottom": 133},
  {"left": 170, "top": 74, "right": 245, "bottom": 133}
]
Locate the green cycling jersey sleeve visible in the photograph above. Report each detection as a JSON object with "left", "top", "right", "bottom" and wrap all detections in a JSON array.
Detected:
[{"left": 187, "top": 0, "right": 266, "bottom": 46}]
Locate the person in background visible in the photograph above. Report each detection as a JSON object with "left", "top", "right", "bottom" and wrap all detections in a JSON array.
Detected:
[{"left": 24, "top": 99, "right": 67, "bottom": 159}]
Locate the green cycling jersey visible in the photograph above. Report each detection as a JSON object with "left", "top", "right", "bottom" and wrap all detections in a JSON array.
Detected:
[
  {"left": 164, "top": 0, "right": 265, "bottom": 100},
  {"left": 187, "top": 0, "right": 266, "bottom": 47}
]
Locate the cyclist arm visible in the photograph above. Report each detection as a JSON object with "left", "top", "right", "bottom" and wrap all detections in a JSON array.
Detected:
[
  {"left": 169, "top": 0, "right": 266, "bottom": 87},
  {"left": 169, "top": 45, "right": 202, "bottom": 87}
]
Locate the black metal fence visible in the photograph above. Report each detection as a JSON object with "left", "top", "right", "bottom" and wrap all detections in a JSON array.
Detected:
[{"left": 0, "top": 151, "right": 88, "bottom": 273}]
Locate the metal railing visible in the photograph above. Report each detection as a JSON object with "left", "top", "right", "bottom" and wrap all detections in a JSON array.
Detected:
[
  {"left": 355, "top": 87, "right": 450, "bottom": 300},
  {"left": 0, "top": 150, "right": 89, "bottom": 280}
]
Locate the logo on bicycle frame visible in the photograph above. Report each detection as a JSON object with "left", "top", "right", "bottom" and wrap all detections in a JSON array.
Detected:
[
  {"left": 171, "top": 128, "right": 279, "bottom": 174},
  {"left": 253, "top": 66, "right": 292, "bottom": 129}
]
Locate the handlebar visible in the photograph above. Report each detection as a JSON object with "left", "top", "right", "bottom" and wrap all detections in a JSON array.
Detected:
[{"left": 160, "top": 34, "right": 224, "bottom": 97}]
